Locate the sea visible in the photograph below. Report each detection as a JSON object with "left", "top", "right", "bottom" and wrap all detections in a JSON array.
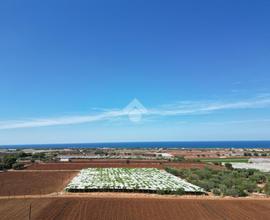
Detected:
[{"left": 1, "top": 141, "right": 270, "bottom": 149}]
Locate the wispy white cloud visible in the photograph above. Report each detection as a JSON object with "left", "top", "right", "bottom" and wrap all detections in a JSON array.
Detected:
[
  {"left": 0, "top": 96, "right": 270, "bottom": 130},
  {"left": 197, "top": 119, "right": 270, "bottom": 126},
  {"left": 0, "top": 111, "right": 126, "bottom": 129},
  {"left": 148, "top": 96, "right": 270, "bottom": 116}
]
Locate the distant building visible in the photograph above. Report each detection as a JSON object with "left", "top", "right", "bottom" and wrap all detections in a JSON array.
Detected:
[
  {"left": 155, "top": 153, "right": 173, "bottom": 159},
  {"left": 60, "top": 158, "right": 70, "bottom": 162},
  {"left": 231, "top": 152, "right": 244, "bottom": 157}
]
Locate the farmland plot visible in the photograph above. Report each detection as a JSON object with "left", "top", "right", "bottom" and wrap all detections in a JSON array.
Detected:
[
  {"left": 66, "top": 168, "right": 204, "bottom": 193},
  {"left": 1, "top": 197, "right": 270, "bottom": 220},
  {"left": 0, "top": 171, "right": 77, "bottom": 196}
]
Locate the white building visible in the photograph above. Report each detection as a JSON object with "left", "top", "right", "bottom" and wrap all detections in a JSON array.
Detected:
[
  {"left": 155, "top": 153, "right": 173, "bottom": 159},
  {"left": 60, "top": 158, "right": 70, "bottom": 162}
]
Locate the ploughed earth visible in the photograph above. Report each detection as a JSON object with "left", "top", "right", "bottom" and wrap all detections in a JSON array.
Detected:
[
  {"left": 0, "top": 161, "right": 267, "bottom": 220},
  {"left": 25, "top": 160, "right": 222, "bottom": 170},
  {"left": 0, "top": 196, "right": 269, "bottom": 220}
]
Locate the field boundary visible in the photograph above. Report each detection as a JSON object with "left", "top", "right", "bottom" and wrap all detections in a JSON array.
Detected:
[{"left": 0, "top": 192, "right": 269, "bottom": 201}]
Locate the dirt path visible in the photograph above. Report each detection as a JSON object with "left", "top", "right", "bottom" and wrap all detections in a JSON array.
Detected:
[{"left": 0, "top": 192, "right": 269, "bottom": 201}]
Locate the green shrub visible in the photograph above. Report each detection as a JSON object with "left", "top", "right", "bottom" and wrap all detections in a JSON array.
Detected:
[
  {"left": 32, "top": 152, "right": 46, "bottom": 159},
  {"left": 173, "top": 156, "right": 185, "bottom": 162},
  {"left": 225, "top": 163, "right": 233, "bottom": 170},
  {"left": 198, "top": 180, "right": 215, "bottom": 191},
  {"left": 18, "top": 152, "right": 31, "bottom": 158},
  {"left": 166, "top": 167, "right": 270, "bottom": 197},
  {"left": 212, "top": 188, "right": 221, "bottom": 196},
  {"left": 250, "top": 172, "right": 267, "bottom": 184},
  {"left": 0, "top": 163, "right": 5, "bottom": 170},
  {"left": 157, "top": 189, "right": 171, "bottom": 195},
  {"left": 264, "top": 182, "right": 270, "bottom": 195},
  {"left": 175, "top": 188, "right": 185, "bottom": 195},
  {"left": 3, "top": 155, "right": 17, "bottom": 169},
  {"left": 12, "top": 163, "right": 24, "bottom": 170},
  {"left": 224, "top": 188, "right": 247, "bottom": 197}
]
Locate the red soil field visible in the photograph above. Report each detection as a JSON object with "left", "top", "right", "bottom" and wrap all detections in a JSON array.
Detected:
[
  {"left": 26, "top": 162, "right": 221, "bottom": 170},
  {"left": 70, "top": 159, "right": 168, "bottom": 163},
  {"left": 27, "top": 162, "right": 162, "bottom": 169},
  {"left": 0, "top": 197, "right": 269, "bottom": 220},
  {"left": 0, "top": 171, "right": 77, "bottom": 196},
  {"left": 166, "top": 162, "right": 223, "bottom": 170}
]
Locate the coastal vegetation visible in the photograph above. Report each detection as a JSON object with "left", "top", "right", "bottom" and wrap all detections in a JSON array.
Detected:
[
  {"left": 165, "top": 167, "right": 270, "bottom": 197},
  {"left": 0, "top": 151, "right": 51, "bottom": 170}
]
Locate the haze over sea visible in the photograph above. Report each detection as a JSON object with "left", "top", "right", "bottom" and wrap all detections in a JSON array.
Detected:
[{"left": 1, "top": 141, "right": 270, "bottom": 149}]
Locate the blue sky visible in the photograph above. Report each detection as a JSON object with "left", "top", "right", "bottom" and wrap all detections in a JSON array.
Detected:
[{"left": 0, "top": 0, "right": 270, "bottom": 144}]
